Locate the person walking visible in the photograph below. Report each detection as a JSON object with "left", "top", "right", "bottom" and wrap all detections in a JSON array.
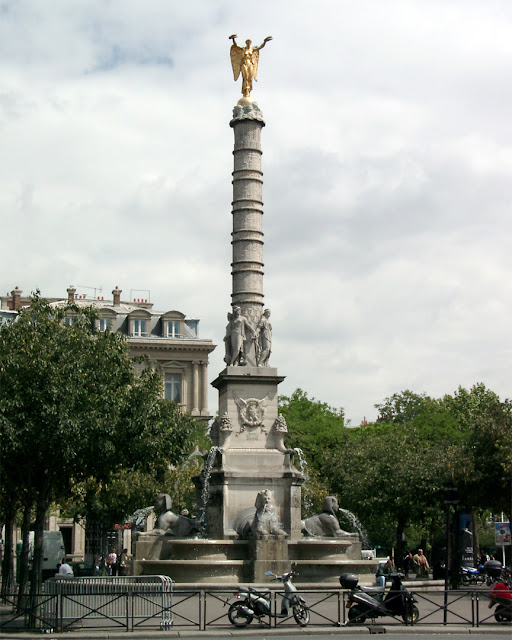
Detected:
[
  {"left": 413, "top": 548, "right": 430, "bottom": 578},
  {"left": 403, "top": 550, "right": 413, "bottom": 578}
]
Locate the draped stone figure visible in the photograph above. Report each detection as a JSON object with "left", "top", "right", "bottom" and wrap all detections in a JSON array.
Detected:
[
  {"left": 256, "top": 308, "right": 272, "bottom": 366},
  {"left": 229, "top": 34, "right": 273, "bottom": 98},
  {"left": 223, "top": 312, "right": 233, "bottom": 365},
  {"left": 229, "top": 306, "right": 255, "bottom": 366}
]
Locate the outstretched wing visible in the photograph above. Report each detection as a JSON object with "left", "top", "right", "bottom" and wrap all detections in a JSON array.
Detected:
[
  {"left": 251, "top": 48, "right": 260, "bottom": 82},
  {"left": 234, "top": 396, "right": 247, "bottom": 411},
  {"left": 258, "top": 395, "right": 269, "bottom": 410},
  {"left": 230, "top": 45, "right": 243, "bottom": 80}
]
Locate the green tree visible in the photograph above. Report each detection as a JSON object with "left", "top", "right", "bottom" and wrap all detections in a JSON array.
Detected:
[
  {"left": 328, "top": 420, "right": 457, "bottom": 559},
  {"left": 0, "top": 295, "right": 203, "bottom": 599},
  {"left": 439, "top": 384, "right": 512, "bottom": 519},
  {"left": 279, "top": 389, "right": 347, "bottom": 516}
]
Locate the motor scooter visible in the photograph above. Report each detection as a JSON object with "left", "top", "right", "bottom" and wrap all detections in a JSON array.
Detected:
[
  {"left": 459, "top": 565, "right": 486, "bottom": 585},
  {"left": 340, "top": 572, "right": 419, "bottom": 625},
  {"left": 484, "top": 561, "right": 512, "bottom": 624},
  {"left": 227, "top": 570, "right": 309, "bottom": 627}
]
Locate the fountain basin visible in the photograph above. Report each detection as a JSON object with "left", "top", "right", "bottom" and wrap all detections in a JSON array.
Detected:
[
  {"left": 291, "top": 537, "right": 361, "bottom": 560},
  {"left": 133, "top": 533, "right": 377, "bottom": 584}
]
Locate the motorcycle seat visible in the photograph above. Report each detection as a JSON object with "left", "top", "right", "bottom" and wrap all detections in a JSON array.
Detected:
[{"left": 360, "top": 586, "right": 385, "bottom": 595}]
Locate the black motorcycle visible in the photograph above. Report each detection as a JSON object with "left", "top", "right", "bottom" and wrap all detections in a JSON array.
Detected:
[{"left": 340, "top": 572, "right": 419, "bottom": 625}]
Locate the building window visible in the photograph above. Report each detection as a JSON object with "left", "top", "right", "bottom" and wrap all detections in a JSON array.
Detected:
[
  {"left": 132, "top": 319, "right": 146, "bottom": 336},
  {"left": 165, "top": 373, "right": 182, "bottom": 403},
  {"left": 64, "top": 317, "right": 76, "bottom": 327},
  {"left": 98, "top": 318, "right": 111, "bottom": 332},
  {"left": 167, "top": 320, "right": 181, "bottom": 337},
  {"left": 185, "top": 320, "right": 198, "bottom": 336}
]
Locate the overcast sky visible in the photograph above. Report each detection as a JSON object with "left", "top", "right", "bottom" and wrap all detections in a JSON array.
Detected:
[{"left": 2, "top": 0, "right": 511, "bottom": 423}]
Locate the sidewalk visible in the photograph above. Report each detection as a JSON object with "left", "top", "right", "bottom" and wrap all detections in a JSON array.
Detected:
[{"left": 1, "top": 625, "right": 511, "bottom": 638}]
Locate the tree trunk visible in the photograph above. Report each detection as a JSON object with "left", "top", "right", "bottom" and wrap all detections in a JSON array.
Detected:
[
  {"left": 30, "top": 494, "right": 48, "bottom": 591},
  {"left": 28, "top": 492, "right": 49, "bottom": 628},
  {"left": 16, "top": 503, "right": 32, "bottom": 614},
  {"left": 396, "top": 516, "right": 406, "bottom": 570},
  {"left": 1, "top": 510, "right": 16, "bottom": 595}
]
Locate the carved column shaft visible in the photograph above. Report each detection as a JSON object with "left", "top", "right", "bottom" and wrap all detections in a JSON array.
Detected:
[{"left": 230, "top": 107, "right": 265, "bottom": 328}]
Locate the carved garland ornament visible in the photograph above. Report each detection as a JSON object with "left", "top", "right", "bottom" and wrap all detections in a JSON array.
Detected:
[
  {"left": 273, "top": 415, "right": 288, "bottom": 433},
  {"left": 219, "top": 412, "right": 232, "bottom": 432}
]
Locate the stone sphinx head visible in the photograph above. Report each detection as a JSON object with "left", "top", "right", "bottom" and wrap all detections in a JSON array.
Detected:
[
  {"left": 322, "top": 496, "right": 339, "bottom": 515},
  {"left": 155, "top": 493, "right": 172, "bottom": 514},
  {"left": 255, "top": 489, "right": 274, "bottom": 513}
]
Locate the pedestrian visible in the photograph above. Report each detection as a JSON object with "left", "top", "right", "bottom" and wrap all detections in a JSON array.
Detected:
[
  {"left": 413, "top": 548, "right": 430, "bottom": 578},
  {"left": 403, "top": 550, "right": 413, "bottom": 578},
  {"left": 375, "top": 557, "right": 394, "bottom": 587},
  {"left": 107, "top": 547, "right": 117, "bottom": 576},
  {"left": 118, "top": 548, "right": 129, "bottom": 576},
  {"left": 58, "top": 557, "right": 73, "bottom": 575}
]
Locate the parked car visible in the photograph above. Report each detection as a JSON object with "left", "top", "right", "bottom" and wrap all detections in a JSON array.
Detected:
[{"left": 70, "top": 561, "right": 95, "bottom": 577}]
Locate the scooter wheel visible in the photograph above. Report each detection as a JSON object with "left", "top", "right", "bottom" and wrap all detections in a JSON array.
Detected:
[
  {"left": 348, "top": 606, "right": 367, "bottom": 624},
  {"left": 293, "top": 604, "right": 310, "bottom": 627},
  {"left": 494, "top": 605, "right": 511, "bottom": 624},
  {"left": 402, "top": 605, "right": 420, "bottom": 625},
  {"left": 228, "top": 602, "right": 253, "bottom": 627}
]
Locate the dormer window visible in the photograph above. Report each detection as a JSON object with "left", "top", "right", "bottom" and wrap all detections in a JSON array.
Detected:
[
  {"left": 98, "top": 318, "right": 111, "bottom": 332},
  {"left": 133, "top": 319, "right": 146, "bottom": 336},
  {"left": 64, "top": 316, "right": 76, "bottom": 327},
  {"left": 167, "top": 320, "right": 181, "bottom": 338}
]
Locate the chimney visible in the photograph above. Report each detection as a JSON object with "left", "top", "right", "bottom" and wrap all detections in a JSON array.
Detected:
[
  {"left": 112, "top": 286, "right": 122, "bottom": 306},
  {"left": 67, "top": 285, "right": 76, "bottom": 302},
  {"left": 11, "top": 287, "right": 22, "bottom": 311}
]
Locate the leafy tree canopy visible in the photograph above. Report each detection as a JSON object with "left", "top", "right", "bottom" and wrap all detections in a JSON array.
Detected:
[
  {"left": 0, "top": 295, "right": 205, "bottom": 587},
  {"left": 279, "top": 388, "right": 348, "bottom": 474}
]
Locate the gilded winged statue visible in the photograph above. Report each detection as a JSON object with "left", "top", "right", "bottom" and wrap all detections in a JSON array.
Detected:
[{"left": 229, "top": 34, "right": 272, "bottom": 98}]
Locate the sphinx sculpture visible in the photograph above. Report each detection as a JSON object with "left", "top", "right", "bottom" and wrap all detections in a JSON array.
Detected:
[
  {"left": 302, "top": 496, "right": 351, "bottom": 538},
  {"left": 152, "top": 493, "right": 201, "bottom": 537},
  {"left": 234, "top": 489, "right": 288, "bottom": 540}
]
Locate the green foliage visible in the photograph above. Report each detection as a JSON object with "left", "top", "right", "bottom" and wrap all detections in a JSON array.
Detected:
[
  {"left": 328, "top": 421, "right": 457, "bottom": 548},
  {"left": 279, "top": 389, "right": 348, "bottom": 474},
  {"left": 282, "top": 384, "right": 511, "bottom": 555},
  {"left": 440, "top": 384, "right": 512, "bottom": 517},
  {"left": 0, "top": 295, "right": 204, "bottom": 588}
]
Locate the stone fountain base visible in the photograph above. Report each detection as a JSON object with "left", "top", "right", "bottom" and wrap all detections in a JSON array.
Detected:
[{"left": 133, "top": 533, "right": 377, "bottom": 584}]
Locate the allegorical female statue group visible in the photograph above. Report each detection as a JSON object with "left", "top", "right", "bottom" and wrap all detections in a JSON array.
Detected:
[{"left": 224, "top": 307, "right": 272, "bottom": 367}]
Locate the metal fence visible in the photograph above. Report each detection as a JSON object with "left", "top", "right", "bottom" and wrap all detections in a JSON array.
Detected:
[
  {"left": 0, "top": 575, "right": 172, "bottom": 632},
  {"left": 1, "top": 584, "right": 510, "bottom": 632}
]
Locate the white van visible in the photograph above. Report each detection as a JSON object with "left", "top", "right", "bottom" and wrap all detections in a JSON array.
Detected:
[{"left": 28, "top": 531, "right": 66, "bottom": 581}]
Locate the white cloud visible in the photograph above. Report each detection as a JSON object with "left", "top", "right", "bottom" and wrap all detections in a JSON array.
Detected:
[{"left": 1, "top": 0, "right": 511, "bottom": 422}]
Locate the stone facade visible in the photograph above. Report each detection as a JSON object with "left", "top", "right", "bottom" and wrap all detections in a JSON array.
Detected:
[{"left": 1, "top": 285, "right": 215, "bottom": 419}]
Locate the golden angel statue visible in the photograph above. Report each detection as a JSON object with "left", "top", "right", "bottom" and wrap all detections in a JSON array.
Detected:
[{"left": 229, "top": 34, "right": 273, "bottom": 98}]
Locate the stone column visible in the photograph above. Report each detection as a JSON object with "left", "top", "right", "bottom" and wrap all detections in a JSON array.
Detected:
[
  {"left": 191, "top": 362, "right": 200, "bottom": 416},
  {"left": 230, "top": 103, "right": 265, "bottom": 342},
  {"left": 200, "top": 362, "right": 209, "bottom": 416}
]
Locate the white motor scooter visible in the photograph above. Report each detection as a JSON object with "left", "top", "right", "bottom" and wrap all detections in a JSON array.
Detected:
[{"left": 227, "top": 570, "right": 309, "bottom": 627}]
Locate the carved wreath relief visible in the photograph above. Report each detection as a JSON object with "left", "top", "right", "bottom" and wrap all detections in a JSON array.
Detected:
[{"left": 234, "top": 395, "right": 269, "bottom": 433}]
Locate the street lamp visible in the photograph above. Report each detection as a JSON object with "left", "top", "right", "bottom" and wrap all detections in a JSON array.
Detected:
[{"left": 443, "top": 487, "right": 459, "bottom": 624}]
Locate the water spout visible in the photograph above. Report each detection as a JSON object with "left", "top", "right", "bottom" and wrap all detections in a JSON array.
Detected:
[
  {"left": 128, "top": 505, "right": 155, "bottom": 528},
  {"left": 196, "top": 446, "right": 223, "bottom": 536},
  {"left": 338, "top": 507, "right": 371, "bottom": 548},
  {"left": 293, "top": 447, "right": 314, "bottom": 517},
  {"left": 172, "top": 448, "right": 205, "bottom": 509}
]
